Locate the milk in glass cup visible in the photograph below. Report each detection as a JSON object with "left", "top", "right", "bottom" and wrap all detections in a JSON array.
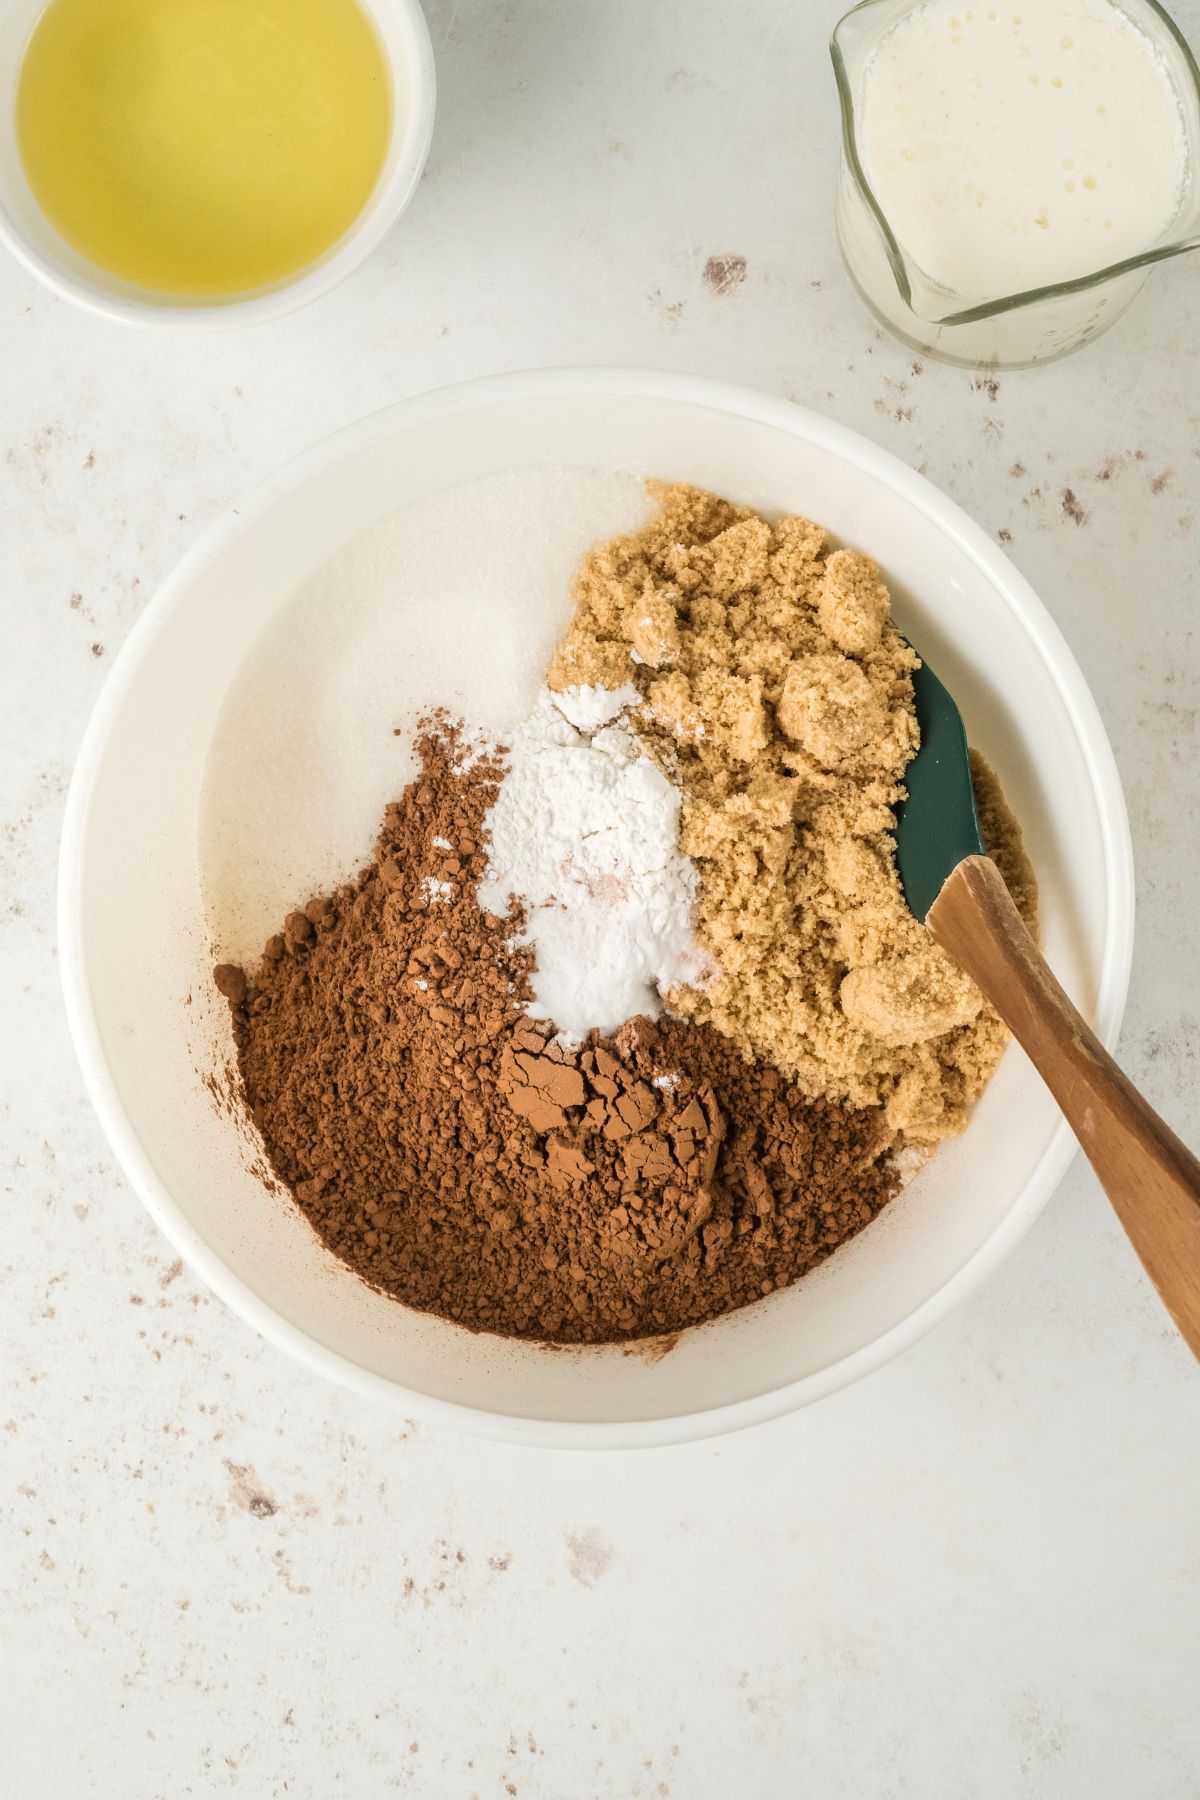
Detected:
[{"left": 831, "top": 0, "right": 1200, "bottom": 367}]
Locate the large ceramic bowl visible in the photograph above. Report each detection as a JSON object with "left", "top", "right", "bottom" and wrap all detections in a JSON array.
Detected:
[{"left": 59, "top": 370, "right": 1134, "bottom": 1448}]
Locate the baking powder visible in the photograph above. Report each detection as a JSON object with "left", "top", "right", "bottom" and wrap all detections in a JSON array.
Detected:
[{"left": 478, "top": 687, "right": 702, "bottom": 1038}]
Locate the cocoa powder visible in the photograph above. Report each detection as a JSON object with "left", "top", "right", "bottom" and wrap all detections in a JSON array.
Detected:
[{"left": 218, "top": 718, "right": 898, "bottom": 1344}]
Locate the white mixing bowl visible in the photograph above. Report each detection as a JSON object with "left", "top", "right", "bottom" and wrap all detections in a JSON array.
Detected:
[{"left": 59, "top": 370, "right": 1134, "bottom": 1448}]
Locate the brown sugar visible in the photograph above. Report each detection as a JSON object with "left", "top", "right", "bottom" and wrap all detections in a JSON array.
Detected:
[
  {"left": 548, "top": 482, "right": 1037, "bottom": 1143},
  {"left": 219, "top": 717, "right": 898, "bottom": 1344}
]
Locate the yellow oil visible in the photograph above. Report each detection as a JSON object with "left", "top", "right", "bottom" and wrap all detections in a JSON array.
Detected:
[{"left": 16, "top": 0, "right": 393, "bottom": 297}]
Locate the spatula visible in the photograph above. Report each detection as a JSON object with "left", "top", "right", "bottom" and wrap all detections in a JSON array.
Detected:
[{"left": 896, "top": 653, "right": 1200, "bottom": 1358}]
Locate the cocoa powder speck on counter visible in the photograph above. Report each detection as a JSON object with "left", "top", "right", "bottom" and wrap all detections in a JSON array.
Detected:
[{"left": 220, "top": 716, "right": 898, "bottom": 1344}]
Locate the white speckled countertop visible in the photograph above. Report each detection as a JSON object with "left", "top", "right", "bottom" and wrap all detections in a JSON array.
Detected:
[{"left": 3, "top": 2, "right": 1199, "bottom": 1794}]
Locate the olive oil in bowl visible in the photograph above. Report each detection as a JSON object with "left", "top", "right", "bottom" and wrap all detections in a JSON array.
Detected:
[{"left": 16, "top": 0, "right": 393, "bottom": 298}]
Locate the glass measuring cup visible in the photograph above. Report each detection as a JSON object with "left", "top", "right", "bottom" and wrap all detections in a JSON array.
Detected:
[{"left": 831, "top": 0, "right": 1200, "bottom": 368}]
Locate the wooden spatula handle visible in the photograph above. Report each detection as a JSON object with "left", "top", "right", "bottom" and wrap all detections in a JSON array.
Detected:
[{"left": 928, "top": 854, "right": 1200, "bottom": 1358}]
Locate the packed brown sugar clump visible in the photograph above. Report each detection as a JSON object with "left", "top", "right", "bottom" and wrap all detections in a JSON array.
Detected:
[
  {"left": 219, "top": 720, "right": 897, "bottom": 1344},
  {"left": 549, "top": 483, "right": 1037, "bottom": 1143}
]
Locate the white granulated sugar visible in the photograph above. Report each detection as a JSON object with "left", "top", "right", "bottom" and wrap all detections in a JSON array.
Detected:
[
  {"left": 200, "top": 466, "right": 649, "bottom": 963},
  {"left": 478, "top": 688, "right": 701, "bottom": 1039}
]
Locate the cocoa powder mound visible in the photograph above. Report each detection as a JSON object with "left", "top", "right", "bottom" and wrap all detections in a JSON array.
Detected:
[{"left": 219, "top": 717, "right": 899, "bottom": 1344}]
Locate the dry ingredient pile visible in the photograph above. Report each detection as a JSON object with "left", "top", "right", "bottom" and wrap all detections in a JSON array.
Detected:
[
  {"left": 215, "top": 483, "right": 1036, "bottom": 1343},
  {"left": 551, "top": 482, "right": 1036, "bottom": 1142}
]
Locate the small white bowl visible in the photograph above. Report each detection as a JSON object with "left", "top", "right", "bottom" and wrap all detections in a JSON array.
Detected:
[
  {"left": 0, "top": 0, "right": 435, "bottom": 328},
  {"left": 59, "top": 370, "right": 1134, "bottom": 1447}
]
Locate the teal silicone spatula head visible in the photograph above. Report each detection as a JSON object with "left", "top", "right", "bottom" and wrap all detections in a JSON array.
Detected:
[{"left": 893, "top": 651, "right": 985, "bottom": 923}]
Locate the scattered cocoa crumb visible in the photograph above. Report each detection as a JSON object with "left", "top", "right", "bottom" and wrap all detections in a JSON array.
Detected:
[
  {"left": 703, "top": 254, "right": 747, "bottom": 296},
  {"left": 213, "top": 964, "right": 247, "bottom": 1006},
  {"left": 1061, "top": 487, "right": 1088, "bottom": 526}
]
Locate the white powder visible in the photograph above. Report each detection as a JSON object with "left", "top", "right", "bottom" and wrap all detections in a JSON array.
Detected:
[
  {"left": 552, "top": 681, "right": 641, "bottom": 731},
  {"left": 478, "top": 688, "right": 701, "bottom": 1039},
  {"left": 420, "top": 876, "right": 453, "bottom": 904}
]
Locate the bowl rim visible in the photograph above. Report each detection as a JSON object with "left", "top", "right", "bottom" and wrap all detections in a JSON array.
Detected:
[
  {"left": 58, "top": 366, "right": 1136, "bottom": 1449},
  {"left": 0, "top": 0, "right": 437, "bottom": 331}
]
